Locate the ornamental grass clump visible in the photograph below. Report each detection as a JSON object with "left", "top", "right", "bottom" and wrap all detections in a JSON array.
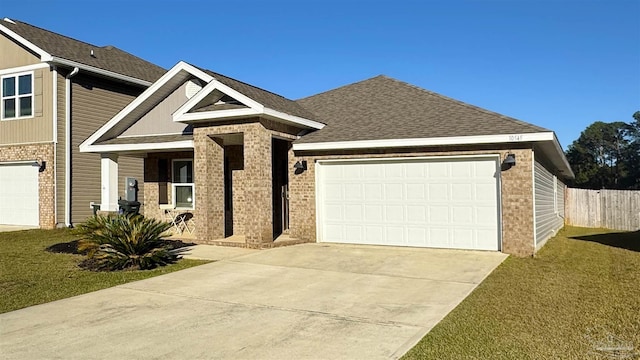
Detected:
[{"left": 76, "top": 214, "right": 185, "bottom": 271}]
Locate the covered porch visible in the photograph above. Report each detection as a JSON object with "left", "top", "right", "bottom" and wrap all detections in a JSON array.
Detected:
[{"left": 96, "top": 125, "right": 303, "bottom": 248}]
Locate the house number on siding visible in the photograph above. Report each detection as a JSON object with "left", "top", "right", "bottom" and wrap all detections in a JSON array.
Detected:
[{"left": 509, "top": 134, "right": 523, "bottom": 141}]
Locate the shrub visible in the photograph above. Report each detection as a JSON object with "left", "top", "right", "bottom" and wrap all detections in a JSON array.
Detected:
[{"left": 75, "top": 214, "right": 186, "bottom": 271}]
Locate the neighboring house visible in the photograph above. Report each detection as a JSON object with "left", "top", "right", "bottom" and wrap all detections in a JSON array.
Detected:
[
  {"left": 82, "top": 61, "right": 574, "bottom": 256},
  {"left": 0, "top": 18, "right": 165, "bottom": 228}
]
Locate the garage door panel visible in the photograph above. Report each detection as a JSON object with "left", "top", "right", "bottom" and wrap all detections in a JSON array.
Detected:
[
  {"left": 451, "top": 183, "right": 473, "bottom": 200},
  {"left": 385, "top": 183, "right": 403, "bottom": 200},
  {"left": 406, "top": 206, "right": 426, "bottom": 222},
  {"left": 452, "top": 207, "right": 473, "bottom": 223},
  {"left": 0, "top": 164, "right": 39, "bottom": 226},
  {"left": 429, "top": 206, "right": 449, "bottom": 223},
  {"left": 318, "top": 158, "right": 500, "bottom": 251}
]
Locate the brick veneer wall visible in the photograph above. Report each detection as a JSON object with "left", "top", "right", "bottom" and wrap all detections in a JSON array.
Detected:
[
  {"left": 189, "top": 119, "right": 300, "bottom": 247},
  {"left": 289, "top": 147, "right": 536, "bottom": 257},
  {"left": 0, "top": 143, "right": 56, "bottom": 229}
]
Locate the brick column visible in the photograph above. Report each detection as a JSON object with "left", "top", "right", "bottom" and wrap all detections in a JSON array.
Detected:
[
  {"left": 195, "top": 131, "right": 224, "bottom": 241},
  {"left": 500, "top": 148, "right": 535, "bottom": 256},
  {"left": 244, "top": 124, "right": 273, "bottom": 246}
]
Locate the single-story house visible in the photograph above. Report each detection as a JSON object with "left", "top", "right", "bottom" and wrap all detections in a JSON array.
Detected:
[{"left": 81, "top": 61, "right": 574, "bottom": 256}]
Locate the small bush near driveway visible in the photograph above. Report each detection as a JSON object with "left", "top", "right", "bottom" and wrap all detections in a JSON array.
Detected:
[
  {"left": 403, "top": 226, "right": 640, "bottom": 360},
  {"left": 0, "top": 228, "right": 208, "bottom": 314},
  {"left": 76, "top": 214, "right": 185, "bottom": 271}
]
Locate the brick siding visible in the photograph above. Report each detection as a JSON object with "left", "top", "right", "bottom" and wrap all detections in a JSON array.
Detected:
[
  {"left": 0, "top": 143, "right": 56, "bottom": 229},
  {"left": 289, "top": 147, "right": 536, "bottom": 257}
]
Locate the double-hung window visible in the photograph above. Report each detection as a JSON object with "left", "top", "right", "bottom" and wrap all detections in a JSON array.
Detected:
[
  {"left": 1, "top": 72, "right": 33, "bottom": 120},
  {"left": 172, "top": 159, "right": 194, "bottom": 209}
]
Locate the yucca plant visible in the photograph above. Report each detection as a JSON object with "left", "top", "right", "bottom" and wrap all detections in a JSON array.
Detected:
[{"left": 76, "top": 214, "right": 186, "bottom": 271}]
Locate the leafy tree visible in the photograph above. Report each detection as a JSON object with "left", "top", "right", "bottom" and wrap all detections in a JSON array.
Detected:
[{"left": 566, "top": 113, "right": 639, "bottom": 189}]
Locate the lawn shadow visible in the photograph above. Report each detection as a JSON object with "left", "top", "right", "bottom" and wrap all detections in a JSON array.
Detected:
[{"left": 569, "top": 230, "right": 640, "bottom": 252}]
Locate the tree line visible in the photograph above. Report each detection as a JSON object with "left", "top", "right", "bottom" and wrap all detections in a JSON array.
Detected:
[{"left": 565, "top": 111, "right": 640, "bottom": 190}]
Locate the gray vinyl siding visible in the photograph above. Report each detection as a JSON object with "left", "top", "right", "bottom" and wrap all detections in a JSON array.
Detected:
[
  {"left": 534, "top": 160, "right": 564, "bottom": 246},
  {"left": 120, "top": 81, "right": 192, "bottom": 137},
  {"left": 56, "top": 71, "right": 65, "bottom": 223},
  {"left": 65, "top": 73, "right": 145, "bottom": 223}
]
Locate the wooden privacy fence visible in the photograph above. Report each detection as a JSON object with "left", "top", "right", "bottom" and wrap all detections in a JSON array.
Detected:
[{"left": 565, "top": 188, "right": 640, "bottom": 231}]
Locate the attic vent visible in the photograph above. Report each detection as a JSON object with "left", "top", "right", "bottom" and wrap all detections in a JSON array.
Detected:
[{"left": 185, "top": 81, "right": 202, "bottom": 99}]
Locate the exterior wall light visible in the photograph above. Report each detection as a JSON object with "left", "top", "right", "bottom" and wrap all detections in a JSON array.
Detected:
[
  {"left": 502, "top": 153, "right": 516, "bottom": 170},
  {"left": 293, "top": 160, "right": 307, "bottom": 172}
]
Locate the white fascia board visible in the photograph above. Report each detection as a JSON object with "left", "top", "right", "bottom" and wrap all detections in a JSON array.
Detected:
[
  {"left": 79, "top": 62, "right": 211, "bottom": 152},
  {"left": 0, "top": 63, "right": 50, "bottom": 76},
  {"left": 50, "top": 57, "right": 152, "bottom": 86},
  {"left": 263, "top": 108, "right": 325, "bottom": 130},
  {"left": 0, "top": 23, "right": 52, "bottom": 61},
  {"left": 81, "top": 140, "right": 194, "bottom": 153},
  {"left": 172, "top": 78, "right": 264, "bottom": 122},
  {"left": 550, "top": 133, "right": 575, "bottom": 178},
  {"left": 293, "top": 132, "right": 556, "bottom": 151},
  {"left": 177, "top": 108, "right": 261, "bottom": 122}
]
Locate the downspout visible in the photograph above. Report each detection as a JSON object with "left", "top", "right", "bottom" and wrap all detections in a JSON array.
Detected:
[{"left": 65, "top": 67, "right": 79, "bottom": 227}]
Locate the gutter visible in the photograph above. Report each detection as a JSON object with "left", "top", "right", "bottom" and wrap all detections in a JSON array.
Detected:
[
  {"left": 65, "top": 67, "right": 79, "bottom": 227},
  {"left": 51, "top": 57, "right": 152, "bottom": 87}
]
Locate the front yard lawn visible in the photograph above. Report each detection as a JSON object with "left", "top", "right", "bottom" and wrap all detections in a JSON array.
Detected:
[
  {"left": 0, "top": 228, "right": 208, "bottom": 314},
  {"left": 403, "top": 226, "right": 640, "bottom": 359}
]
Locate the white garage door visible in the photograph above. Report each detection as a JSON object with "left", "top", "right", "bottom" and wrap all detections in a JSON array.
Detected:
[
  {"left": 317, "top": 157, "right": 500, "bottom": 251},
  {"left": 0, "top": 163, "right": 40, "bottom": 226}
]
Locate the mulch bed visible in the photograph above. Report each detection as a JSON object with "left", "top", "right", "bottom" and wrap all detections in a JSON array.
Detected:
[
  {"left": 45, "top": 239, "right": 196, "bottom": 255},
  {"left": 45, "top": 239, "right": 197, "bottom": 271}
]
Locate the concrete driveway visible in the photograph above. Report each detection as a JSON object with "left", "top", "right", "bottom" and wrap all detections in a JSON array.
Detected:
[{"left": 0, "top": 243, "right": 507, "bottom": 359}]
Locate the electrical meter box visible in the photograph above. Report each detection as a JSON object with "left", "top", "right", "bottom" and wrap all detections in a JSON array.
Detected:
[{"left": 125, "top": 177, "right": 138, "bottom": 201}]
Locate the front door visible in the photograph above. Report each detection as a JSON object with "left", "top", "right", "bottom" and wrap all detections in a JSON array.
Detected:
[{"left": 272, "top": 138, "right": 290, "bottom": 238}]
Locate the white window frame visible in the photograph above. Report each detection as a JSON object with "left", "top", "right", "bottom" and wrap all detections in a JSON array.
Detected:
[
  {"left": 1, "top": 71, "right": 34, "bottom": 120},
  {"left": 171, "top": 158, "right": 195, "bottom": 210}
]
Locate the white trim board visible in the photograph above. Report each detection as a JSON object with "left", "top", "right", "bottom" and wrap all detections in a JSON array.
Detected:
[
  {"left": 81, "top": 140, "right": 194, "bottom": 153},
  {"left": 172, "top": 77, "right": 325, "bottom": 130},
  {"left": 293, "top": 132, "right": 556, "bottom": 151},
  {"left": 0, "top": 21, "right": 52, "bottom": 61},
  {"left": 79, "top": 61, "right": 211, "bottom": 152},
  {"left": 50, "top": 57, "right": 152, "bottom": 87}
]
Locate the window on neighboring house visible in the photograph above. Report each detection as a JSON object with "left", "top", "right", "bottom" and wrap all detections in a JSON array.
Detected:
[
  {"left": 1, "top": 72, "right": 33, "bottom": 120},
  {"left": 172, "top": 159, "right": 194, "bottom": 209}
]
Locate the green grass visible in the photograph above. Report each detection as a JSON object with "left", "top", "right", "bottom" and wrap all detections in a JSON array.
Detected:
[
  {"left": 0, "top": 228, "right": 209, "bottom": 314},
  {"left": 403, "top": 226, "right": 640, "bottom": 360}
]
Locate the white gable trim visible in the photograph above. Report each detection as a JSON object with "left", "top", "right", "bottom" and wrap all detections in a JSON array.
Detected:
[
  {"left": 172, "top": 78, "right": 325, "bottom": 130},
  {"left": 0, "top": 21, "right": 53, "bottom": 61},
  {"left": 79, "top": 61, "right": 212, "bottom": 152},
  {"left": 81, "top": 140, "right": 194, "bottom": 153},
  {"left": 172, "top": 79, "right": 265, "bottom": 121},
  {"left": 178, "top": 108, "right": 261, "bottom": 122},
  {"left": 0, "top": 21, "right": 152, "bottom": 85},
  {"left": 262, "top": 108, "right": 325, "bottom": 129}
]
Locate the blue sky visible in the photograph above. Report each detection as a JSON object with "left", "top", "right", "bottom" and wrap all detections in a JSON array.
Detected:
[{"left": 3, "top": 0, "right": 639, "bottom": 149}]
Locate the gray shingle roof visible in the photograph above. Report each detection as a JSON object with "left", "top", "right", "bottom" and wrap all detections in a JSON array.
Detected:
[
  {"left": 295, "top": 75, "right": 549, "bottom": 144},
  {"left": 1, "top": 18, "right": 165, "bottom": 83},
  {"left": 199, "top": 68, "right": 318, "bottom": 120}
]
